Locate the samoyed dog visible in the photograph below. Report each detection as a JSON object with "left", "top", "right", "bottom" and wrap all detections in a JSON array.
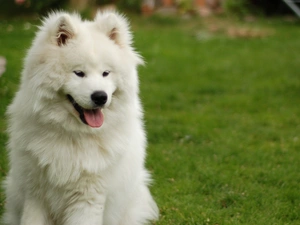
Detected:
[{"left": 3, "top": 11, "right": 158, "bottom": 225}]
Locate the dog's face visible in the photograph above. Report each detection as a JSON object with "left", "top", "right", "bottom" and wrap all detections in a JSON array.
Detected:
[
  {"left": 60, "top": 25, "right": 119, "bottom": 128},
  {"left": 23, "top": 12, "right": 143, "bottom": 130}
]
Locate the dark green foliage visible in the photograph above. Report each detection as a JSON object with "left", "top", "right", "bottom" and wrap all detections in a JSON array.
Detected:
[{"left": 0, "top": 0, "right": 68, "bottom": 16}]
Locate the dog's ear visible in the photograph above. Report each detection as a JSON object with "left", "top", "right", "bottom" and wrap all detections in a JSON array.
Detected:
[
  {"left": 95, "top": 11, "right": 132, "bottom": 48},
  {"left": 56, "top": 15, "right": 76, "bottom": 46},
  {"left": 42, "top": 12, "right": 78, "bottom": 46}
]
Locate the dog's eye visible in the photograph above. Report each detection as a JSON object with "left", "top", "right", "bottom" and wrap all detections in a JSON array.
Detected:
[
  {"left": 73, "top": 70, "right": 85, "bottom": 78},
  {"left": 102, "top": 70, "right": 110, "bottom": 77}
]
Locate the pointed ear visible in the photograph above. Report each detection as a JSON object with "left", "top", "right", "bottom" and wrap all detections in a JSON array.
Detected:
[
  {"left": 56, "top": 15, "right": 76, "bottom": 46},
  {"left": 95, "top": 11, "right": 132, "bottom": 47}
]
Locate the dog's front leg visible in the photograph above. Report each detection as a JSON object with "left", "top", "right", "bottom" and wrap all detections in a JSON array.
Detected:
[
  {"left": 20, "top": 196, "right": 51, "bottom": 225},
  {"left": 62, "top": 193, "right": 106, "bottom": 225}
]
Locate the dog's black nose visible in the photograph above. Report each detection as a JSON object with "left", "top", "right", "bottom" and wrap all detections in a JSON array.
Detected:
[{"left": 91, "top": 91, "right": 107, "bottom": 106}]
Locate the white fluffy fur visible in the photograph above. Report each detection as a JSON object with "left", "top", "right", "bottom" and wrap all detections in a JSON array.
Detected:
[{"left": 3, "top": 11, "right": 158, "bottom": 225}]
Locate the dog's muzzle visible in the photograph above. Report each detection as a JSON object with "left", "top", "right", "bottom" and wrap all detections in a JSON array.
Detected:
[{"left": 67, "top": 93, "right": 105, "bottom": 128}]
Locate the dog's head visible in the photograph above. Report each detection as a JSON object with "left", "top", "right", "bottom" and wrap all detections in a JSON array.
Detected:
[{"left": 21, "top": 11, "right": 143, "bottom": 130}]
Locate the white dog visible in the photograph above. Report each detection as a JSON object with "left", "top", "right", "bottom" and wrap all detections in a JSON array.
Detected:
[{"left": 3, "top": 11, "right": 158, "bottom": 225}]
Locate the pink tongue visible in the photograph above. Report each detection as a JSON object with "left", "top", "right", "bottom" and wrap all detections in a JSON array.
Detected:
[{"left": 83, "top": 109, "right": 104, "bottom": 128}]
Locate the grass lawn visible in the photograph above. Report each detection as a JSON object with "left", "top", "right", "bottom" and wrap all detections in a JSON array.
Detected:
[{"left": 0, "top": 14, "right": 300, "bottom": 225}]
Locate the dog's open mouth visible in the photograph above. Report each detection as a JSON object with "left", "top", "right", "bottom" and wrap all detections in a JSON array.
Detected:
[{"left": 67, "top": 95, "right": 104, "bottom": 128}]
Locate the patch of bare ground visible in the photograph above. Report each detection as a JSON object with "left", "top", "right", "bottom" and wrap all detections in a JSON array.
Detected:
[{"left": 203, "top": 16, "right": 274, "bottom": 39}]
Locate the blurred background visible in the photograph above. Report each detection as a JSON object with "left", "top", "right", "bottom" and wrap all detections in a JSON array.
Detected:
[
  {"left": 0, "top": 0, "right": 297, "bottom": 17},
  {"left": 0, "top": 1, "right": 300, "bottom": 225}
]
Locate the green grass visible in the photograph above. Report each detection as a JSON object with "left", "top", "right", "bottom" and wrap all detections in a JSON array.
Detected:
[{"left": 1, "top": 15, "right": 300, "bottom": 224}]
